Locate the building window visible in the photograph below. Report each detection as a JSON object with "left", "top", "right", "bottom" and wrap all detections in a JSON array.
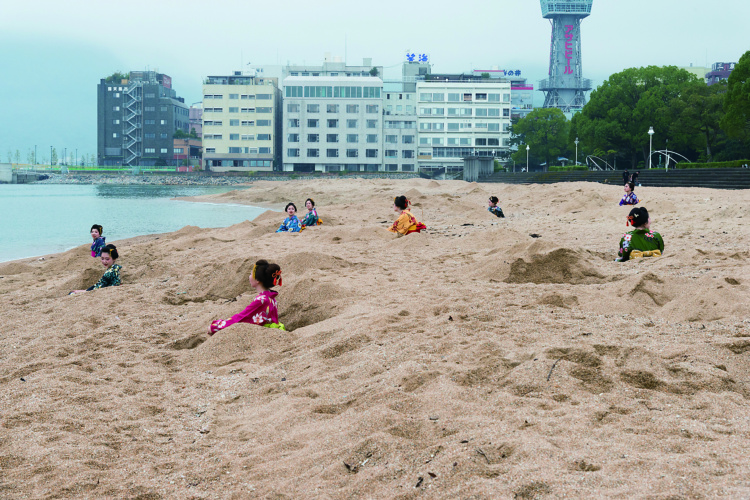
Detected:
[
  {"left": 206, "top": 148, "right": 216, "bottom": 153},
  {"left": 475, "top": 138, "right": 487, "bottom": 146},
  {"left": 256, "top": 107, "right": 272, "bottom": 113},
  {"left": 346, "top": 104, "right": 359, "bottom": 113},
  {"left": 241, "top": 94, "right": 254, "bottom": 100},
  {"left": 175, "top": 148, "right": 184, "bottom": 154},
  {"left": 229, "top": 94, "right": 239, "bottom": 99},
  {"left": 228, "top": 147, "right": 242, "bottom": 153},
  {"left": 257, "top": 120, "right": 271, "bottom": 126},
  {"left": 160, "top": 120, "right": 166, "bottom": 125},
  {"left": 242, "top": 120, "right": 255, "bottom": 126},
  {"left": 307, "top": 104, "right": 320, "bottom": 113},
  {"left": 327, "top": 119, "right": 339, "bottom": 128},
  {"left": 113, "top": 106, "right": 120, "bottom": 111},
  {"left": 366, "top": 104, "right": 379, "bottom": 113},
  {"left": 326, "top": 134, "right": 339, "bottom": 143},
  {"left": 503, "top": 93, "right": 511, "bottom": 102},
  {"left": 420, "top": 93, "right": 432, "bottom": 102},
  {"left": 145, "top": 148, "right": 155, "bottom": 153},
  {"left": 488, "top": 94, "right": 501, "bottom": 102},
  {"left": 366, "top": 120, "right": 377, "bottom": 128},
  {"left": 288, "top": 134, "right": 299, "bottom": 142},
  {"left": 447, "top": 123, "right": 459, "bottom": 131},
  {"left": 112, "top": 119, "right": 120, "bottom": 124},
  {"left": 476, "top": 108, "right": 488, "bottom": 117},
  {"left": 307, "top": 149, "right": 319, "bottom": 158},
  {"left": 385, "top": 150, "right": 397, "bottom": 158},
  {"left": 402, "top": 150, "right": 415, "bottom": 159},
  {"left": 112, "top": 133, "right": 118, "bottom": 138},
  {"left": 366, "top": 134, "right": 378, "bottom": 143},
  {"left": 145, "top": 133, "right": 155, "bottom": 139},
  {"left": 488, "top": 123, "right": 500, "bottom": 132},
  {"left": 476, "top": 93, "right": 487, "bottom": 101},
  {"left": 144, "top": 106, "right": 155, "bottom": 112},
  {"left": 327, "top": 104, "right": 339, "bottom": 113},
  {"left": 488, "top": 138, "right": 500, "bottom": 146},
  {"left": 160, "top": 133, "right": 168, "bottom": 138},
  {"left": 402, "top": 164, "right": 414, "bottom": 171},
  {"left": 230, "top": 119, "right": 240, "bottom": 126},
  {"left": 256, "top": 94, "right": 272, "bottom": 100},
  {"left": 347, "top": 119, "right": 357, "bottom": 128},
  {"left": 365, "top": 149, "right": 378, "bottom": 158},
  {"left": 326, "top": 149, "right": 339, "bottom": 158},
  {"left": 503, "top": 108, "right": 510, "bottom": 117},
  {"left": 346, "top": 134, "right": 358, "bottom": 143},
  {"left": 488, "top": 108, "right": 500, "bottom": 117},
  {"left": 287, "top": 104, "right": 300, "bottom": 112},
  {"left": 258, "top": 147, "right": 271, "bottom": 154},
  {"left": 385, "top": 135, "right": 397, "bottom": 144},
  {"left": 308, "top": 134, "right": 319, "bottom": 143},
  {"left": 160, "top": 148, "right": 168, "bottom": 154},
  {"left": 386, "top": 164, "right": 398, "bottom": 171},
  {"left": 241, "top": 108, "right": 255, "bottom": 113},
  {"left": 257, "top": 134, "right": 271, "bottom": 140},
  {"left": 241, "top": 135, "right": 254, "bottom": 140},
  {"left": 229, "top": 107, "right": 239, "bottom": 113},
  {"left": 145, "top": 119, "right": 155, "bottom": 125},
  {"left": 460, "top": 138, "right": 471, "bottom": 146},
  {"left": 288, "top": 148, "right": 300, "bottom": 157},
  {"left": 308, "top": 119, "right": 319, "bottom": 128},
  {"left": 230, "top": 134, "right": 240, "bottom": 140},
  {"left": 432, "top": 138, "right": 444, "bottom": 146},
  {"left": 346, "top": 149, "right": 358, "bottom": 158},
  {"left": 402, "top": 135, "right": 414, "bottom": 144},
  {"left": 145, "top": 93, "right": 155, "bottom": 98}
]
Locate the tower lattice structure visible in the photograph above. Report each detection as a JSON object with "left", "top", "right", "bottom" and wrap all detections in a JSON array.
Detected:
[{"left": 539, "top": 0, "right": 593, "bottom": 113}]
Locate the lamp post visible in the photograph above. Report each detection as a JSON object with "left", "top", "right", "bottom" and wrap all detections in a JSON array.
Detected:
[
  {"left": 647, "top": 126, "right": 654, "bottom": 169},
  {"left": 574, "top": 137, "right": 579, "bottom": 166},
  {"left": 526, "top": 145, "right": 530, "bottom": 172},
  {"left": 665, "top": 139, "right": 669, "bottom": 173},
  {"left": 50, "top": 146, "right": 53, "bottom": 167}
]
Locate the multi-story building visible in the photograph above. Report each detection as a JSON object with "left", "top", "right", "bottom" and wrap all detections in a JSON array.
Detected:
[
  {"left": 383, "top": 91, "right": 417, "bottom": 172},
  {"left": 415, "top": 77, "right": 512, "bottom": 175},
  {"left": 706, "top": 61, "right": 736, "bottom": 86},
  {"left": 189, "top": 105, "right": 203, "bottom": 137},
  {"left": 283, "top": 55, "right": 383, "bottom": 81},
  {"left": 471, "top": 68, "right": 534, "bottom": 119},
  {"left": 201, "top": 72, "right": 281, "bottom": 172},
  {"left": 282, "top": 76, "right": 384, "bottom": 172},
  {"left": 97, "top": 71, "right": 189, "bottom": 166}
]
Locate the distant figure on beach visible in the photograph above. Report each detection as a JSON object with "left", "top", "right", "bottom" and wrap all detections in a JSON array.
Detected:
[
  {"left": 631, "top": 171, "right": 640, "bottom": 186},
  {"left": 276, "top": 203, "right": 302, "bottom": 233},
  {"left": 622, "top": 169, "right": 630, "bottom": 185},
  {"left": 70, "top": 244, "right": 122, "bottom": 293},
  {"left": 300, "top": 198, "right": 321, "bottom": 227},
  {"left": 616, "top": 207, "right": 664, "bottom": 262},
  {"left": 388, "top": 196, "right": 426, "bottom": 236},
  {"left": 488, "top": 196, "right": 505, "bottom": 218},
  {"left": 619, "top": 182, "right": 639, "bottom": 206},
  {"left": 208, "top": 259, "right": 284, "bottom": 334},
  {"left": 90, "top": 224, "right": 106, "bottom": 257}
]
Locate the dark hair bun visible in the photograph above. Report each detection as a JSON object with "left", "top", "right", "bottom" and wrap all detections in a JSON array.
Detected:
[
  {"left": 101, "top": 244, "right": 119, "bottom": 259},
  {"left": 305, "top": 198, "right": 315, "bottom": 207},
  {"left": 285, "top": 202, "right": 297, "bottom": 212},
  {"left": 91, "top": 224, "right": 103, "bottom": 235},
  {"left": 628, "top": 207, "right": 649, "bottom": 227},
  {"left": 394, "top": 195, "right": 408, "bottom": 210},
  {"left": 627, "top": 182, "right": 635, "bottom": 191},
  {"left": 254, "top": 259, "right": 281, "bottom": 288},
  {"left": 489, "top": 196, "right": 499, "bottom": 204}
]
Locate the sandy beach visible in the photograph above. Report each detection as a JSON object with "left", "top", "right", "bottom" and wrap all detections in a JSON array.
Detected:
[{"left": 1, "top": 178, "right": 748, "bottom": 499}]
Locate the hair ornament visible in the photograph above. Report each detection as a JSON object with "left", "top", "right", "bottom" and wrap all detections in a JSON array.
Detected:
[
  {"left": 272, "top": 269, "right": 282, "bottom": 286},
  {"left": 626, "top": 215, "right": 634, "bottom": 226},
  {"left": 251, "top": 263, "right": 257, "bottom": 280}
]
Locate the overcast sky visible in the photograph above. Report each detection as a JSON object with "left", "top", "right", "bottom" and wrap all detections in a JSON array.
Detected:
[{"left": 0, "top": 0, "right": 746, "bottom": 162}]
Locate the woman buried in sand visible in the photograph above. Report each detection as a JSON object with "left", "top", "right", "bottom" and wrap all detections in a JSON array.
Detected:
[
  {"left": 276, "top": 202, "right": 302, "bottom": 233},
  {"left": 70, "top": 244, "right": 122, "bottom": 294},
  {"left": 616, "top": 207, "right": 664, "bottom": 262},
  {"left": 300, "top": 198, "right": 321, "bottom": 227},
  {"left": 388, "top": 195, "right": 426, "bottom": 236},
  {"left": 619, "top": 182, "right": 639, "bottom": 206},
  {"left": 90, "top": 224, "right": 106, "bottom": 257},
  {"left": 208, "top": 260, "right": 285, "bottom": 335}
]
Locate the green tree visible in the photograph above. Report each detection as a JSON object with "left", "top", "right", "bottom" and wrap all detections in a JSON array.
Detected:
[
  {"left": 572, "top": 66, "right": 700, "bottom": 168},
  {"left": 15, "top": 150, "right": 20, "bottom": 163},
  {"left": 369, "top": 67, "right": 379, "bottom": 77},
  {"left": 721, "top": 51, "right": 750, "bottom": 141},
  {"left": 6, "top": 150, "right": 11, "bottom": 163},
  {"left": 510, "top": 108, "right": 570, "bottom": 171},
  {"left": 50, "top": 147, "right": 58, "bottom": 166},
  {"left": 668, "top": 81, "right": 726, "bottom": 161}
]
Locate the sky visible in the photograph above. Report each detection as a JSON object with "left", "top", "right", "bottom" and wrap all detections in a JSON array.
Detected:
[{"left": 0, "top": 0, "right": 747, "bottom": 163}]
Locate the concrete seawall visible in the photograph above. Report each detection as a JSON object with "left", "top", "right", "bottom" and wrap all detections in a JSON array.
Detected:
[{"left": 0, "top": 164, "right": 12, "bottom": 183}]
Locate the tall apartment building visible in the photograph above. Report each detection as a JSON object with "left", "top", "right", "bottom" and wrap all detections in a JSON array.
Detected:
[
  {"left": 202, "top": 73, "right": 281, "bottom": 172},
  {"left": 282, "top": 76, "right": 384, "bottom": 172},
  {"left": 383, "top": 91, "right": 417, "bottom": 172},
  {"left": 97, "top": 71, "right": 189, "bottom": 166},
  {"left": 471, "top": 69, "right": 534, "bottom": 119},
  {"left": 416, "top": 78, "right": 512, "bottom": 175}
]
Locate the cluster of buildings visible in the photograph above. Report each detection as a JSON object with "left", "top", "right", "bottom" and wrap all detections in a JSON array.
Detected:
[{"left": 97, "top": 56, "right": 535, "bottom": 175}]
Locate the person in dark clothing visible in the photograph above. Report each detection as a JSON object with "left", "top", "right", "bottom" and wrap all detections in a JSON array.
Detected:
[{"left": 622, "top": 169, "right": 630, "bottom": 185}]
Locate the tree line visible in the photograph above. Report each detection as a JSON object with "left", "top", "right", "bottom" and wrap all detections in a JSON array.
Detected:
[{"left": 509, "top": 50, "right": 750, "bottom": 170}]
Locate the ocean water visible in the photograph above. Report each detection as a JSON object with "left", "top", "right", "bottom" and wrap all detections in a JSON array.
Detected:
[{"left": 0, "top": 184, "right": 266, "bottom": 263}]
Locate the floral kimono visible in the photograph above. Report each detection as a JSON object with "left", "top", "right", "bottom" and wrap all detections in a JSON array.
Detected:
[
  {"left": 86, "top": 264, "right": 122, "bottom": 290},
  {"left": 388, "top": 209, "right": 426, "bottom": 235},
  {"left": 617, "top": 229, "right": 664, "bottom": 262},
  {"left": 276, "top": 216, "right": 302, "bottom": 233},
  {"left": 488, "top": 206, "right": 505, "bottom": 218},
  {"left": 91, "top": 237, "right": 106, "bottom": 257},
  {"left": 209, "top": 290, "right": 284, "bottom": 334},
  {"left": 619, "top": 192, "right": 639, "bottom": 206},
  {"left": 300, "top": 208, "right": 320, "bottom": 227}
]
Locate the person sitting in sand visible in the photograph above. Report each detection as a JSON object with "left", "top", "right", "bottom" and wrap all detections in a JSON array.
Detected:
[
  {"left": 276, "top": 203, "right": 302, "bottom": 233},
  {"left": 208, "top": 259, "right": 284, "bottom": 334},
  {"left": 619, "top": 182, "right": 639, "bottom": 206},
  {"left": 90, "top": 224, "right": 106, "bottom": 257},
  {"left": 488, "top": 196, "right": 505, "bottom": 218},
  {"left": 70, "top": 244, "right": 122, "bottom": 293},
  {"left": 300, "top": 198, "right": 321, "bottom": 227},
  {"left": 616, "top": 207, "right": 664, "bottom": 262},
  {"left": 388, "top": 195, "right": 426, "bottom": 236}
]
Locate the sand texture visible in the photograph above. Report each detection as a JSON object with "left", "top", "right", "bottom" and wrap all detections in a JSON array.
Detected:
[{"left": 1, "top": 179, "right": 749, "bottom": 499}]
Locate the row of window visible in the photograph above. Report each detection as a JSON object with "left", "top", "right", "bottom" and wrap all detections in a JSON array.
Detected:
[
  {"left": 287, "top": 149, "right": 381, "bottom": 158},
  {"left": 203, "top": 94, "right": 273, "bottom": 100},
  {"left": 418, "top": 137, "right": 502, "bottom": 146},
  {"left": 420, "top": 107, "right": 508, "bottom": 117},
  {"left": 203, "top": 107, "right": 272, "bottom": 113},
  {"left": 289, "top": 119, "right": 379, "bottom": 128},
  {"left": 419, "top": 122, "right": 507, "bottom": 131},
  {"left": 143, "top": 148, "right": 170, "bottom": 154},
  {"left": 285, "top": 86, "right": 382, "bottom": 99},
  {"left": 420, "top": 92, "right": 510, "bottom": 103},
  {"left": 286, "top": 104, "right": 379, "bottom": 114},
  {"left": 288, "top": 133, "right": 384, "bottom": 144},
  {"left": 203, "top": 134, "right": 272, "bottom": 140},
  {"left": 203, "top": 120, "right": 272, "bottom": 127},
  {"left": 228, "top": 147, "right": 271, "bottom": 154}
]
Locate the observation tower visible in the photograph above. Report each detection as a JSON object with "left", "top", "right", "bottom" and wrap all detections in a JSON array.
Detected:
[{"left": 539, "top": 0, "right": 593, "bottom": 113}]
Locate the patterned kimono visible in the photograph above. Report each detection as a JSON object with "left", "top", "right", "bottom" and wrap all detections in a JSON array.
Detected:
[
  {"left": 276, "top": 216, "right": 302, "bottom": 233},
  {"left": 91, "top": 237, "right": 106, "bottom": 257},
  {"left": 388, "top": 209, "right": 427, "bottom": 235},
  {"left": 619, "top": 192, "right": 639, "bottom": 206},
  {"left": 617, "top": 229, "right": 664, "bottom": 262},
  {"left": 209, "top": 290, "right": 284, "bottom": 334},
  {"left": 86, "top": 264, "right": 122, "bottom": 290},
  {"left": 300, "top": 208, "right": 319, "bottom": 227},
  {"left": 488, "top": 206, "right": 505, "bottom": 218}
]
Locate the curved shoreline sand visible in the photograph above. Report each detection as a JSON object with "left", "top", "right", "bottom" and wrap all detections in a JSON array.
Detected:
[{"left": 1, "top": 179, "right": 748, "bottom": 498}]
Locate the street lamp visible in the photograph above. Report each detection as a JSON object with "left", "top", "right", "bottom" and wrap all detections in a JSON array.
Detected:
[
  {"left": 665, "top": 138, "right": 669, "bottom": 173},
  {"left": 574, "top": 137, "right": 579, "bottom": 166},
  {"left": 647, "top": 126, "right": 654, "bottom": 169},
  {"left": 526, "top": 145, "right": 530, "bottom": 172}
]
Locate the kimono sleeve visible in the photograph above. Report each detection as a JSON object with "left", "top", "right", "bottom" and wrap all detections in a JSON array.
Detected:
[{"left": 210, "top": 298, "right": 264, "bottom": 334}]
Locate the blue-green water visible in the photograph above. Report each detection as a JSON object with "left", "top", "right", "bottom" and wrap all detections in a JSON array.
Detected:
[{"left": 0, "top": 184, "right": 266, "bottom": 263}]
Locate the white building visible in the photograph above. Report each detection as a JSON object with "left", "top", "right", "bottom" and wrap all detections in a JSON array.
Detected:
[
  {"left": 416, "top": 79, "right": 512, "bottom": 175},
  {"left": 383, "top": 91, "right": 417, "bottom": 172},
  {"left": 282, "top": 76, "right": 384, "bottom": 172}
]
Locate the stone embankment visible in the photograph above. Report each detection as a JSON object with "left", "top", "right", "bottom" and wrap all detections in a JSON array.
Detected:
[{"left": 37, "top": 172, "right": 419, "bottom": 185}]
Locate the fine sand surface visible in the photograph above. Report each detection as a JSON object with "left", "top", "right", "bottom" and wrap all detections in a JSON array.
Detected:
[{"left": 1, "top": 179, "right": 748, "bottom": 499}]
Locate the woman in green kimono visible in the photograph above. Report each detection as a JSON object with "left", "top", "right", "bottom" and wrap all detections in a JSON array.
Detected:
[{"left": 616, "top": 207, "right": 664, "bottom": 262}]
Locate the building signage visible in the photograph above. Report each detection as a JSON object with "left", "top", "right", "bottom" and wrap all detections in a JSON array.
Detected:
[
  {"left": 162, "top": 75, "right": 172, "bottom": 89},
  {"left": 564, "top": 25, "right": 574, "bottom": 74},
  {"left": 406, "top": 52, "right": 428, "bottom": 63}
]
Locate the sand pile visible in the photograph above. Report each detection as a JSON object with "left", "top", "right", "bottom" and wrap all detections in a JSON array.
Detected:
[{"left": 1, "top": 178, "right": 749, "bottom": 498}]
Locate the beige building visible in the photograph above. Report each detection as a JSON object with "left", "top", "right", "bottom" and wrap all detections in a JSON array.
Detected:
[{"left": 202, "top": 73, "right": 281, "bottom": 172}]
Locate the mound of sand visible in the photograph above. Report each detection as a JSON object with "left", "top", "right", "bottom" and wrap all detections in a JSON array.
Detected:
[{"left": 1, "top": 178, "right": 749, "bottom": 498}]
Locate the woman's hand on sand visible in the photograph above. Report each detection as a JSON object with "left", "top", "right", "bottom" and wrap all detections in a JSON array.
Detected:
[{"left": 68, "top": 290, "right": 85, "bottom": 295}]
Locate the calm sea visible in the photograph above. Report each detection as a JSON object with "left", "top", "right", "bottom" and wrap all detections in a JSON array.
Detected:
[{"left": 0, "top": 184, "right": 265, "bottom": 263}]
